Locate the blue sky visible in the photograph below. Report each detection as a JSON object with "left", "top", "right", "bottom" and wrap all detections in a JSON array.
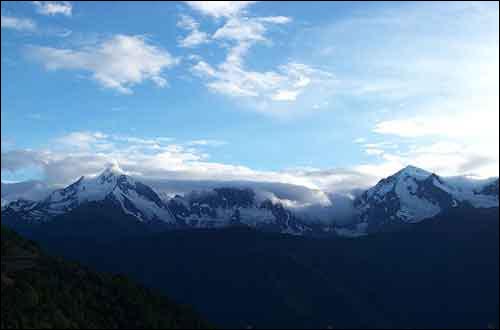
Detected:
[{"left": 1, "top": 1, "right": 499, "bottom": 191}]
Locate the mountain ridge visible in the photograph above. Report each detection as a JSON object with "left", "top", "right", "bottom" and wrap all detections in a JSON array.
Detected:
[
  {"left": 1, "top": 225, "right": 211, "bottom": 329},
  {"left": 2, "top": 165, "right": 498, "bottom": 237}
]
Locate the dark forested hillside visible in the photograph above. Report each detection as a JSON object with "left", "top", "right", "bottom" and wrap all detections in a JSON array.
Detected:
[
  {"left": 0, "top": 226, "right": 211, "bottom": 329},
  {"left": 30, "top": 206, "right": 499, "bottom": 329}
]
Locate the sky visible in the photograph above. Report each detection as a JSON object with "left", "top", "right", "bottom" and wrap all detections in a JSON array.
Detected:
[{"left": 1, "top": 1, "right": 499, "bottom": 193}]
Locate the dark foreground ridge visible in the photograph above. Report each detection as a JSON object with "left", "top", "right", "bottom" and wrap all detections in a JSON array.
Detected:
[
  {"left": 0, "top": 226, "right": 211, "bottom": 329},
  {"left": 32, "top": 206, "right": 499, "bottom": 329}
]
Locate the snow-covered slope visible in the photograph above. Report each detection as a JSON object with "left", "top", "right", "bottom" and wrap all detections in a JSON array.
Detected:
[
  {"left": 166, "top": 188, "right": 314, "bottom": 235},
  {"left": 349, "top": 166, "right": 499, "bottom": 235},
  {"left": 436, "top": 177, "right": 498, "bottom": 208},
  {"left": 2, "top": 165, "right": 498, "bottom": 237},
  {"left": 475, "top": 178, "right": 499, "bottom": 199},
  {"left": 2, "top": 167, "right": 315, "bottom": 235},
  {"left": 1, "top": 181, "right": 53, "bottom": 204},
  {"left": 2, "top": 165, "right": 175, "bottom": 225}
]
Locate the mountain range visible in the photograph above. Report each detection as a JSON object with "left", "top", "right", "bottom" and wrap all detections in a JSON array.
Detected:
[
  {"left": 2, "top": 165, "right": 498, "bottom": 329},
  {"left": 2, "top": 165, "right": 498, "bottom": 237}
]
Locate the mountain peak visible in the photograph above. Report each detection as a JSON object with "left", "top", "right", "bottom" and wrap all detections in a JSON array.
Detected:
[
  {"left": 100, "top": 162, "right": 125, "bottom": 177},
  {"left": 97, "top": 163, "right": 127, "bottom": 185},
  {"left": 5, "top": 165, "right": 174, "bottom": 225},
  {"left": 396, "top": 165, "right": 432, "bottom": 179}
]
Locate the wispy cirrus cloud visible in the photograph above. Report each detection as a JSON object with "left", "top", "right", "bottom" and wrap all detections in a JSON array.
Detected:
[
  {"left": 177, "top": 14, "right": 210, "bottom": 48},
  {"left": 184, "top": 2, "right": 335, "bottom": 115},
  {"left": 186, "top": 139, "right": 227, "bottom": 147},
  {"left": 54, "top": 131, "right": 108, "bottom": 150},
  {"left": 33, "top": 1, "right": 72, "bottom": 17},
  {"left": 27, "top": 35, "right": 179, "bottom": 94},
  {"left": 193, "top": 59, "right": 333, "bottom": 103},
  {"left": 1, "top": 15, "right": 36, "bottom": 31},
  {"left": 1, "top": 150, "right": 48, "bottom": 173},
  {"left": 290, "top": 1, "right": 500, "bottom": 178}
]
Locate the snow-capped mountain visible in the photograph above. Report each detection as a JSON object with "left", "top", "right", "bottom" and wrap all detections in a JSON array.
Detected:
[
  {"left": 166, "top": 188, "right": 314, "bottom": 234},
  {"left": 2, "top": 165, "right": 498, "bottom": 237},
  {"left": 476, "top": 179, "right": 499, "bottom": 198},
  {"left": 2, "top": 165, "right": 175, "bottom": 225},
  {"left": 349, "top": 166, "right": 499, "bottom": 234},
  {"left": 2, "top": 166, "right": 316, "bottom": 235}
]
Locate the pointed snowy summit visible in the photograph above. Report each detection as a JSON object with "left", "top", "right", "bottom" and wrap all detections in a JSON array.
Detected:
[
  {"left": 4, "top": 166, "right": 175, "bottom": 224},
  {"left": 395, "top": 165, "right": 432, "bottom": 180},
  {"left": 352, "top": 165, "right": 499, "bottom": 234}
]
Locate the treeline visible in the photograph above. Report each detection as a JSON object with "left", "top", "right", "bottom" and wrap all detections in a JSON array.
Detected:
[{"left": 1, "top": 226, "right": 211, "bottom": 329}]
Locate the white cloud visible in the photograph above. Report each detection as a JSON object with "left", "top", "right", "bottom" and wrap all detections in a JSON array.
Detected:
[
  {"left": 177, "top": 14, "right": 210, "bottom": 48},
  {"left": 1, "top": 15, "right": 36, "bottom": 31},
  {"left": 355, "top": 141, "right": 498, "bottom": 179},
  {"left": 28, "top": 35, "right": 179, "bottom": 94},
  {"left": 362, "top": 142, "right": 398, "bottom": 150},
  {"left": 193, "top": 55, "right": 333, "bottom": 107},
  {"left": 184, "top": 1, "right": 257, "bottom": 18},
  {"left": 112, "top": 135, "right": 171, "bottom": 146},
  {"left": 185, "top": 4, "right": 334, "bottom": 114},
  {"left": 179, "top": 28, "right": 209, "bottom": 48},
  {"left": 177, "top": 13, "right": 198, "bottom": 30},
  {"left": 175, "top": 1, "right": 333, "bottom": 115},
  {"left": 1, "top": 150, "right": 47, "bottom": 172},
  {"left": 192, "top": 60, "right": 216, "bottom": 76},
  {"left": 354, "top": 138, "right": 366, "bottom": 144},
  {"left": 213, "top": 17, "right": 268, "bottom": 42},
  {"left": 364, "top": 149, "right": 384, "bottom": 156},
  {"left": 198, "top": 60, "right": 331, "bottom": 101},
  {"left": 1, "top": 131, "right": 375, "bottom": 196},
  {"left": 301, "top": 2, "right": 500, "bottom": 179},
  {"left": 372, "top": 103, "right": 499, "bottom": 179},
  {"left": 33, "top": 1, "right": 72, "bottom": 16},
  {"left": 186, "top": 139, "right": 227, "bottom": 147},
  {"left": 257, "top": 16, "right": 292, "bottom": 24},
  {"left": 284, "top": 167, "right": 378, "bottom": 193},
  {"left": 271, "top": 90, "right": 300, "bottom": 102},
  {"left": 374, "top": 109, "right": 499, "bottom": 140},
  {"left": 55, "top": 131, "right": 108, "bottom": 150},
  {"left": 4, "top": 131, "right": 497, "bottom": 213}
]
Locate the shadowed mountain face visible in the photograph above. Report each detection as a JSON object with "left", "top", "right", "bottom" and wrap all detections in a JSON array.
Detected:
[
  {"left": 1, "top": 226, "right": 211, "bottom": 329},
  {"left": 30, "top": 206, "right": 499, "bottom": 329},
  {"left": 479, "top": 179, "right": 499, "bottom": 197}
]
